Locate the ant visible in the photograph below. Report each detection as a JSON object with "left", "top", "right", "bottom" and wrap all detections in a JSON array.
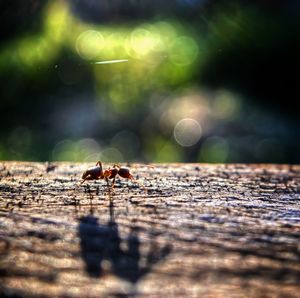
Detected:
[{"left": 80, "top": 161, "right": 146, "bottom": 191}]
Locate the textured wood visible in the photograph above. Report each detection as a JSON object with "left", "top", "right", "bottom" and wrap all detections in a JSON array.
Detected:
[{"left": 0, "top": 162, "right": 300, "bottom": 297}]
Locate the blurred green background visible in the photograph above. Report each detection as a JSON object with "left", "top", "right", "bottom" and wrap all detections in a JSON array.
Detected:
[{"left": 0, "top": 0, "right": 299, "bottom": 163}]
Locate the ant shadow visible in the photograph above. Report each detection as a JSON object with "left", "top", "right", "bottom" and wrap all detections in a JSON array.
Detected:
[{"left": 78, "top": 192, "right": 172, "bottom": 285}]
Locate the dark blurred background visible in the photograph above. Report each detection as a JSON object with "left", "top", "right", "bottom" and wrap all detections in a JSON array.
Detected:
[{"left": 0, "top": 0, "right": 299, "bottom": 163}]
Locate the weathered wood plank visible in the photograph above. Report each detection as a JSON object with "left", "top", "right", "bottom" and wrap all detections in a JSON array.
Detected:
[{"left": 0, "top": 162, "right": 300, "bottom": 297}]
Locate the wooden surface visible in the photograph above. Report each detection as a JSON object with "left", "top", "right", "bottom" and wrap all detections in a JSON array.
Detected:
[{"left": 0, "top": 162, "right": 300, "bottom": 297}]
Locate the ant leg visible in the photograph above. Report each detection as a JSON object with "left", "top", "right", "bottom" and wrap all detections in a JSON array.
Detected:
[
  {"left": 80, "top": 175, "right": 91, "bottom": 185},
  {"left": 111, "top": 177, "right": 116, "bottom": 188},
  {"left": 128, "top": 175, "right": 147, "bottom": 192},
  {"left": 105, "top": 177, "right": 115, "bottom": 194}
]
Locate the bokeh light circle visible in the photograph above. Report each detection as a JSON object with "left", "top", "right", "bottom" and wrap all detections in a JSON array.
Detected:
[
  {"left": 76, "top": 30, "right": 105, "bottom": 60},
  {"left": 174, "top": 118, "right": 202, "bottom": 147},
  {"left": 169, "top": 36, "right": 199, "bottom": 66}
]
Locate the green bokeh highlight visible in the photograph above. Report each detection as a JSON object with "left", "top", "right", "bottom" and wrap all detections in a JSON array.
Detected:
[{"left": 0, "top": 1, "right": 295, "bottom": 163}]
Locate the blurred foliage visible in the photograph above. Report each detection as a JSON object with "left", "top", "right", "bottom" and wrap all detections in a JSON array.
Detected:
[{"left": 0, "top": 0, "right": 299, "bottom": 163}]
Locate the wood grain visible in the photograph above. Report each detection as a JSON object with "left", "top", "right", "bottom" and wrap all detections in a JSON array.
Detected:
[{"left": 0, "top": 162, "right": 300, "bottom": 297}]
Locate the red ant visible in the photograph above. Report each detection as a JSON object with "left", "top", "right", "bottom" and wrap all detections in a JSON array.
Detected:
[{"left": 80, "top": 161, "right": 146, "bottom": 190}]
